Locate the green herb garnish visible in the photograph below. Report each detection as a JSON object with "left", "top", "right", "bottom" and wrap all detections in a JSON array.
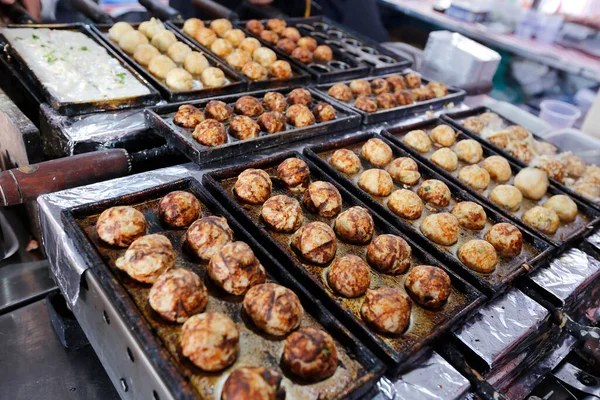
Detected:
[
  {"left": 115, "top": 72, "right": 126, "bottom": 84},
  {"left": 80, "top": 46, "right": 87, "bottom": 51},
  {"left": 322, "top": 347, "right": 332, "bottom": 357},
  {"left": 424, "top": 186, "right": 431, "bottom": 192},
  {"left": 32, "top": 34, "right": 39, "bottom": 39},
  {"left": 44, "top": 51, "right": 58, "bottom": 63},
  {"left": 14, "top": 36, "right": 23, "bottom": 40}
]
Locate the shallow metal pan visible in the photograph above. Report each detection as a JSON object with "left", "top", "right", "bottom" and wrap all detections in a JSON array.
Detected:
[
  {"left": 61, "top": 177, "right": 384, "bottom": 400},
  {"left": 145, "top": 87, "right": 361, "bottom": 165},
  {"left": 0, "top": 23, "right": 160, "bottom": 116},
  {"left": 202, "top": 151, "right": 484, "bottom": 376},
  {"left": 303, "top": 133, "right": 556, "bottom": 298},
  {"left": 381, "top": 118, "right": 600, "bottom": 250}
]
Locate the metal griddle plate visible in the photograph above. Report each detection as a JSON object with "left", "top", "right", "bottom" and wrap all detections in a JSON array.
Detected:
[
  {"left": 202, "top": 151, "right": 484, "bottom": 376},
  {"left": 441, "top": 106, "right": 600, "bottom": 212},
  {"left": 303, "top": 133, "right": 556, "bottom": 298},
  {"left": 61, "top": 178, "right": 384, "bottom": 400},
  {"left": 381, "top": 118, "right": 600, "bottom": 250},
  {"left": 0, "top": 23, "right": 160, "bottom": 117}
]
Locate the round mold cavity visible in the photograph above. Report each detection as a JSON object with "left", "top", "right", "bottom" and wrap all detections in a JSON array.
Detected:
[
  {"left": 297, "top": 23, "right": 314, "bottom": 31},
  {"left": 311, "top": 32, "right": 329, "bottom": 41},
  {"left": 325, "top": 39, "right": 342, "bottom": 47},
  {"left": 328, "top": 29, "right": 345, "bottom": 39},
  {"left": 314, "top": 22, "right": 329, "bottom": 31},
  {"left": 360, "top": 46, "right": 377, "bottom": 55},
  {"left": 377, "top": 55, "right": 395, "bottom": 63},
  {"left": 328, "top": 60, "right": 350, "bottom": 70},
  {"left": 308, "top": 63, "right": 330, "bottom": 73},
  {"left": 342, "top": 38, "right": 360, "bottom": 47}
]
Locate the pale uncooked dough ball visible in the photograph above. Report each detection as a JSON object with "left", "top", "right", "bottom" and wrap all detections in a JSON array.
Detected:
[
  {"left": 138, "top": 18, "right": 166, "bottom": 39},
  {"left": 167, "top": 41, "right": 192, "bottom": 64},
  {"left": 151, "top": 30, "right": 177, "bottom": 53},
  {"left": 210, "top": 18, "right": 233, "bottom": 37},
  {"left": 148, "top": 55, "right": 177, "bottom": 79},
  {"left": 184, "top": 52, "right": 210, "bottom": 75},
  {"left": 118, "top": 30, "right": 149, "bottom": 54},
  {"left": 201, "top": 67, "right": 226, "bottom": 88},
  {"left": 489, "top": 185, "right": 523, "bottom": 211},
  {"left": 223, "top": 29, "right": 245, "bottom": 47},
  {"left": 403, "top": 130, "right": 431, "bottom": 153},
  {"left": 482, "top": 156, "right": 512, "bottom": 182},
  {"left": 514, "top": 168, "right": 548, "bottom": 200},
  {"left": 454, "top": 139, "right": 483, "bottom": 164},
  {"left": 239, "top": 37, "right": 262, "bottom": 55},
  {"left": 133, "top": 44, "right": 160, "bottom": 66},
  {"left": 544, "top": 195, "right": 578, "bottom": 222},
  {"left": 166, "top": 68, "right": 193, "bottom": 91},
  {"left": 193, "top": 28, "right": 217, "bottom": 47},
  {"left": 253, "top": 47, "right": 277, "bottom": 68},
  {"left": 108, "top": 22, "right": 134, "bottom": 42}
]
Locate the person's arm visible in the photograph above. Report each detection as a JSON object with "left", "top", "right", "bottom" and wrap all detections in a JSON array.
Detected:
[{"left": 0, "top": 0, "right": 41, "bottom": 21}]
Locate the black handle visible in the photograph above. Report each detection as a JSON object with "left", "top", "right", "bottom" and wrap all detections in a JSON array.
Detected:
[
  {"left": 0, "top": 2, "right": 35, "bottom": 23},
  {"left": 138, "top": 0, "right": 182, "bottom": 22},
  {"left": 71, "top": 0, "right": 114, "bottom": 24},
  {"left": 191, "top": 0, "right": 238, "bottom": 20}
]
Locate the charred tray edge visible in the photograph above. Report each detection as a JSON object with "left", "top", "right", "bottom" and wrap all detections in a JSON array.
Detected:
[
  {"left": 314, "top": 70, "right": 466, "bottom": 125},
  {"left": 381, "top": 118, "right": 600, "bottom": 250},
  {"left": 166, "top": 20, "right": 312, "bottom": 91},
  {"left": 61, "top": 177, "right": 385, "bottom": 400},
  {"left": 303, "top": 133, "right": 557, "bottom": 298},
  {"left": 441, "top": 106, "right": 600, "bottom": 212},
  {"left": 145, "top": 87, "right": 361, "bottom": 165},
  {"left": 92, "top": 22, "right": 247, "bottom": 102},
  {"left": 0, "top": 23, "right": 161, "bottom": 116},
  {"left": 202, "top": 151, "right": 485, "bottom": 376}
]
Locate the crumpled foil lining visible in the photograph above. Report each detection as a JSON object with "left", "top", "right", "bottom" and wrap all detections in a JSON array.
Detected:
[{"left": 586, "top": 230, "right": 600, "bottom": 252}]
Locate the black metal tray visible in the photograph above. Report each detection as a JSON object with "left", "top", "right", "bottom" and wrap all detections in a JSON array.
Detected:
[
  {"left": 303, "top": 133, "right": 556, "bottom": 297},
  {"left": 61, "top": 177, "right": 384, "bottom": 400},
  {"left": 203, "top": 151, "right": 485, "bottom": 376},
  {"left": 145, "top": 87, "right": 361, "bottom": 165},
  {"left": 0, "top": 23, "right": 160, "bottom": 116},
  {"left": 381, "top": 118, "right": 600, "bottom": 250},
  {"left": 92, "top": 22, "right": 247, "bottom": 102},
  {"left": 314, "top": 71, "right": 466, "bottom": 125}
]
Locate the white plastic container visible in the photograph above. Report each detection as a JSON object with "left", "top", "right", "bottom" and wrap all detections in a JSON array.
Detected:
[
  {"left": 539, "top": 100, "right": 581, "bottom": 128},
  {"left": 543, "top": 128, "right": 600, "bottom": 165}
]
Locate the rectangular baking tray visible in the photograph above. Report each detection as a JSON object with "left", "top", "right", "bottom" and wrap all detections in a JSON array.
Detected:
[
  {"left": 61, "top": 177, "right": 384, "bottom": 400},
  {"left": 203, "top": 151, "right": 485, "bottom": 376},
  {"left": 314, "top": 70, "right": 466, "bottom": 125},
  {"left": 441, "top": 106, "right": 600, "bottom": 211},
  {"left": 0, "top": 23, "right": 161, "bottom": 117},
  {"left": 166, "top": 20, "right": 312, "bottom": 91},
  {"left": 381, "top": 118, "right": 600, "bottom": 250},
  {"left": 92, "top": 22, "right": 247, "bottom": 102},
  {"left": 303, "top": 133, "right": 556, "bottom": 298},
  {"left": 145, "top": 87, "right": 361, "bottom": 165}
]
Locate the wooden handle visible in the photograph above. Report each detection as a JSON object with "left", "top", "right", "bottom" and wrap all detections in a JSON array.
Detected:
[
  {"left": 138, "top": 0, "right": 182, "bottom": 21},
  {"left": 0, "top": 149, "right": 130, "bottom": 206},
  {"left": 71, "top": 0, "right": 114, "bottom": 24},
  {"left": 191, "top": 0, "right": 237, "bottom": 20}
]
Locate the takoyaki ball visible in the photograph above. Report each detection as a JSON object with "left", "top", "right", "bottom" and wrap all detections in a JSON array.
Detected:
[
  {"left": 276, "top": 38, "right": 296, "bottom": 55},
  {"left": 564, "top": 154, "right": 586, "bottom": 178},
  {"left": 430, "top": 148, "right": 458, "bottom": 172},
  {"left": 327, "top": 255, "right": 371, "bottom": 298},
  {"left": 239, "top": 37, "right": 262, "bottom": 55},
  {"left": 405, "top": 265, "right": 451, "bottom": 308},
  {"left": 485, "top": 223, "right": 523, "bottom": 257},
  {"left": 260, "top": 30, "right": 279, "bottom": 45},
  {"left": 426, "top": 81, "right": 448, "bottom": 98},
  {"left": 429, "top": 124, "right": 456, "bottom": 147},
  {"left": 281, "top": 27, "right": 301, "bottom": 41},
  {"left": 115, "top": 234, "right": 174, "bottom": 283},
  {"left": 297, "top": 36, "right": 318, "bottom": 51},
  {"left": 184, "top": 216, "right": 233, "bottom": 261},
  {"left": 182, "top": 18, "right": 204, "bottom": 38},
  {"left": 118, "top": 30, "right": 148, "bottom": 54},
  {"left": 291, "top": 46, "right": 313, "bottom": 63},
  {"left": 209, "top": 241, "right": 266, "bottom": 295},
  {"left": 193, "top": 27, "right": 217, "bottom": 47},
  {"left": 534, "top": 156, "right": 566, "bottom": 183},
  {"left": 282, "top": 328, "right": 338, "bottom": 381},
  {"left": 223, "top": 29, "right": 245, "bottom": 47},
  {"left": 330, "top": 149, "right": 361, "bottom": 175},
  {"left": 302, "top": 181, "right": 342, "bottom": 217},
  {"left": 488, "top": 131, "right": 510, "bottom": 149},
  {"left": 234, "top": 169, "right": 272, "bottom": 204},
  {"left": 201, "top": 67, "right": 226, "bottom": 88},
  {"left": 266, "top": 18, "right": 286, "bottom": 34},
  {"left": 328, "top": 83, "right": 352, "bottom": 102},
  {"left": 479, "top": 112, "right": 501, "bottom": 126},
  {"left": 376, "top": 93, "right": 397, "bottom": 110},
  {"left": 403, "top": 130, "right": 431, "bottom": 153},
  {"left": 291, "top": 222, "right": 337, "bottom": 265},
  {"left": 395, "top": 90, "right": 414, "bottom": 106},
  {"left": 388, "top": 189, "right": 423, "bottom": 220},
  {"left": 192, "top": 119, "right": 227, "bottom": 147},
  {"left": 222, "top": 367, "right": 284, "bottom": 400},
  {"left": 385, "top": 75, "right": 406, "bottom": 92},
  {"left": 108, "top": 21, "right": 134, "bottom": 42},
  {"left": 173, "top": 104, "right": 205, "bottom": 129},
  {"left": 454, "top": 139, "right": 483, "bottom": 164},
  {"left": 96, "top": 206, "right": 146, "bottom": 247},
  {"left": 514, "top": 167, "right": 548, "bottom": 200},
  {"left": 361, "top": 138, "right": 392, "bottom": 168},
  {"left": 354, "top": 96, "right": 377, "bottom": 113},
  {"left": 148, "top": 55, "right": 176, "bottom": 79},
  {"left": 458, "top": 240, "right": 498, "bottom": 273},
  {"left": 420, "top": 213, "right": 460, "bottom": 246},
  {"left": 270, "top": 60, "right": 292, "bottom": 79},
  {"left": 523, "top": 206, "right": 560, "bottom": 235},
  {"left": 358, "top": 169, "right": 394, "bottom": 197},
  {"left": 462, "top": 116, "right": 484, "bottom": 134},
  {"left": 506, "top": 141, "right": 534, "bottom": 164},
  {"left": 451, "top": 201, "right": 486, "bottom": 230},
  {"left": 349, "top": 79, "right": 371, "bottom": 96},
  {"left": 276, "top": 158, "right": 308, "bottom": 188},
  {"left": 229, "top": 115, "right": 260, "bottom": 140},
  {"left": 262, "top": 91, "right": 286, "bottom": 112},
  {"left": 225, "top": 49, "right": 252, "bottom": 71},
  {"left": 371, "top": 78, "right": 390, "bottom": 95},
  {"left": 367, "top": 234, "right": 411, "bottom": 275},
  {"left": 242, "top": 61, "right": 268, "bottom": 81},
  {"left": 314, "top": 45, "right": 333, "bottom": 61},
  {"left": 181, "top": 312, "right": 239, "bottom": 371},
  {"left": 211, "top": 38, "right": 233, "bottom": 57},
  {"left": 361, "top": 288, "right": 411, "bottom": 335},
  {"left": 404, "top": 72, "right": 422, "bottom": 89},
  {"left": 151, "top": 30, "right": 176, "bottom": 53},
  {"left": 544, "top": 194, "right": 578, "bottom": 223},
  {"left": 262, "top": 196, "right": 303, "bottom": 233},
  {"left": 458, "top": 165, "right": 491, "bottom": 190},
  {"left": 205, "top": 100, "right": 233, "bottom": 121},
  {"left": 388, "top": 157, "right": 421, "bottom": 185},
  {"left": 210, "top": 18, "right": 233, "bottom": 37},
  {"left": 489, "top": 185, "right": 523, "bottom": 211},
  {"left": 258, "top": 111, "right": 286, "bottom": 134},
  {"left": 159, "top": 191, "right": 201, "bottom": 227},
  {"left": 167, "top": 41, "right": 192, "bottom": 64},
  {"left": 166, "top": 68, "right": 193, "bottom": 91},
  {"left": 411, "top": 88, "right": 435, "bottom": 102},
  {"left": 482, "top": 155, "right": 512, "bottom": 182},
  {"left": 286, "top": 104, "right": 315, "bottom": 127},
  {"left": 334, "top": 206, "right": 375, "bottom": 244},
  {"left": 184, "top": 51, "right": 209, "bottom": 75},
  {"left": 244, "top": 283, "right": 303, "bottom": 336},
  {"left": 287, "top": 88, "right": 312, "bottom": 106},
  {"left": 253, "top": 47, "right": 277, "bottom": 68},
  {"left": 235, "top": 95, "right": 263, "bottom": 117},
  {"left": 245, "top": 19, "right": 264, "bottom": 36},
  {"left": 133, "top": 44, "right": 160, "bottom": 66},
  {"left": 312, "top": 102, "right": 336, "bottom": 122},
  {"left": 149, "top": 269, "right": 207, "bottom": 323},
  {"left": 417, "top": 179, "right": 451, "bottom": 207},
  {"left": 506, "top": 125, "right": 529, "bottom": 140},
  {"left": 573, "top": 180, "right": 600, "bottom": 202}
]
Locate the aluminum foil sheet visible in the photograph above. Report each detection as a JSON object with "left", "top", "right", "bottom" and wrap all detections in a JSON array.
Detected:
[{"left": 587, "top": 230, "right": 600, "bottom": 252}]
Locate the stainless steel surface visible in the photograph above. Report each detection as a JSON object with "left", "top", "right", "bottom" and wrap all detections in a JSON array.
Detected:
[
  {"left": 0, "top": 259, "right": 57, "bottom": 314},
  {"left": 553, "top": 363, "right": 600, "bottom": 398}
]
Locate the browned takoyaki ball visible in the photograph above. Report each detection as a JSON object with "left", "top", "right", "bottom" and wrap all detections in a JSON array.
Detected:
[
  {"left": 358, "top": 169, "right": 393, "bottom": 197},
  {"left": 388, "top": 189, "right": 423, "bottom": 220},
  {"left": 287, "top": 88, "right": 313, "bottom": 106},
  {"left": 405, "top": 73, "right": 422, "bottom": 89},
  {"left": 411, "top": 88, "right": 435, "bottom": 102},
  {"left": 463, "top": 116, "right": 484, "bottom": 134},
  {"left": 303, "top": 181, "right": 342, "bottom": 217},
  {"left": 485, "top": 222, "right": 523, "bottom": 257},
  {"left": 376, "top": 93, "right": 397, "bottom": 109},
  {"left": 277, "top": 157, "right": 310, "bottom": 187},
  {"left": 234, "top": 169, "right": 272, "bottom": 204},
  {"left": 229, "top": 115, "right": 260, "bottom": 140},
  {"left": 281, "top": 26, "right": 301, "bottom": 41},
  {"left": 403, "top": 129, "right": 431, "bottom": 153},
  {"left": 270, "top": 60, "right": 292, "bottom": 79},
  {"left": 258, "top": 111, "right": 286, "bottom": 134},
  {"left": 291, "top": 222, "right": 337, "bottom": 264},
  {"left": 417, "top": 179, "right": 451, "bottom": 207},
  {"left": 388, "top": 157, "right": 421, "bottom": 185},
  {"left": 297, "top": 36, "right": 318, "bottom": 51},
  {"left": 458, "top": 239, "right": 498, "bottom": 273},
  {"left": 239, "top": 37, "right": 261, "bottom": 55},
  {"left": 245, "top": 19, "right": 264, "bottom": 36},
  {"left": 222, "top": 367, "right": 284, "bottom": 400},
  {"left": 115, "top": 234, "right": 174, "bottom": 284},
  {"left": 427, "top": 81, "right": 448, "bottom": 98},
  {"left": 312, "top": 102, "right": 336, "bottom": 122},
  {"left": 367, "top": 234, "right": 412, "bottom": 275},
  {"left": 361, "top": 288, "right": 411, "bottom": 335},
  {"left": 276, "top": 38, "right": 296, "bottom": 55},
  {"left": 420, "top": 213, "right": 460, "bottom": 246},
  {"left": 159, "top": 190, "right": 201, "bottom": 227},
  {"left": 361, "top": 138, "right": 393, "bottom": 168},
  {"left": 313, "top": 45, "right": 333, "bottom": 61},
  {"left": 286, "top": 104, "right": 315, "bottom": 127},
  {"left": 242, "top": 61, "right": 268, "bottom": 81},
  {"left": 193, "top": 28, "right": 217, "bottom": 47},
  {"left": 208, "top": 241, "right": 266, "bottom": 295},
  {"left": 185, "top": 216, "right": 233, "bottom": 261},
  {"left": 222, "top": 29, "right": 245, "bottom": 47},
  {"left": 431, "top": 147, "right": 460, "bottom": 172},
  {"left": 263, "top": 91, "right": 287, "bottom": 112},
  {"left": 243, "top": 283, "right": 303, "bottom": 336},
  {"left": 211, "top": 38, "right": 233, "bottom": 58},
  {"left": 234, "top": 95, "right": 263, "bottom": 117},
  {"left": 192, "top": 119, "right": 227, "bottom": 147},
  {"left": 354, "top": 96, "right": 377, "bottom": 113},
  {"left": 291, "top": 46, "right": 313, "bottom": 63},
  {"left": 149, "top": 268, "right": 208, "bottom": 323},
  {"left": 430, "top": 124, "right": 456, "bottom": 147},
  {"left": 173, "top": 104, "right": 205, "bottom": 129},
  {"left": 260, "top": 30, "right": 279, "bottom": 45},
  {"left": 282, "top": 327, "right": 338, "bottom": 381},
  {"left": 261, "top": 195, "right": 303, "bottom": 233},
  {"left": 395, "top": 90, "right": 414, "bottom": 106},
  {"left": 266, "top": 18, "right": 286, "bottom": 34},
  {"left": 334, "top": 206, "right": 374, "bottom": 244},
  {"left": 451, "top": 201, "right": 487, "bottom": 231},
  {"left": 349, "top": 79, "right": 371, "bottom": 96},
  {"left": 225, "top": 49, "right": 252, "bottom": 70},
  {"left": 385, "top": 75, "right": 406, "bottom": 91},
  {"left": 96, "top": 206, "right": 147, "bottom": 247},
  {"left": 370, "top": 78, "right": 390, "bottom": 95},
  {"left": 330, "top": 149, "right": 361, "bottom": 175},
  {"left": 328, "top": 83, "right": 352, "bottom": 102},
  {"left": 210, "top": 18, "right": 233, "bottom": 37},
  {"left": 405, "top": 265, "right": 451, "bottom": 308},
  {"left": 253, "top": 47, "right": 277, "bottom": 68},
  {"left": 204, "top": 100, "right": 233, "bottom": 122},
  {"left": 327, "top": 255, "right": 371, "bottom": 298},
  {"left": 522, "top": 206, "right": 560, "bottom": 235},
  {"left": 458, "top": 165, "right": 491, "bottom": 190}
]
